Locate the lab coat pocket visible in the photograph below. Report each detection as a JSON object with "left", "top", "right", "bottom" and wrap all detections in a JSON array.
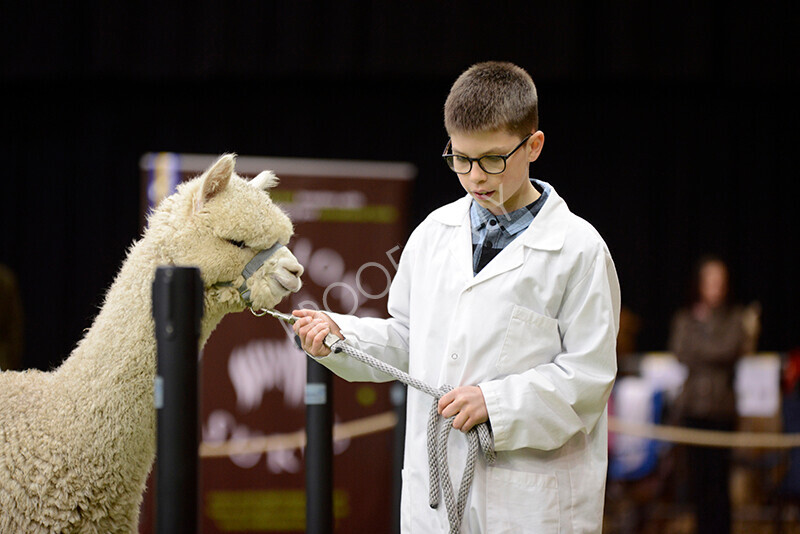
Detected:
[
  {"left": 497, "top": 305, "right": 561, "bottom": 374},
  {"left": 401, "top": 468, "right": 442, "bottom": 533},
  {"left": 400, "top": 468, "right": 417, "bottom": 533},
  {"left": 486, "top": 467, "right": 560, "bottom": 533}
]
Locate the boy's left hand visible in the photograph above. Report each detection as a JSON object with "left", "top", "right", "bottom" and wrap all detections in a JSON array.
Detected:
[{"left": 438, "top": 386, "right": 489, "bottom": 433}]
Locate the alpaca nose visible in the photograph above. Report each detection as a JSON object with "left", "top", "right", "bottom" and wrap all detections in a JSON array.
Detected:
[{"left": 287, "top": 263, "right": 304, "bottom": 278}]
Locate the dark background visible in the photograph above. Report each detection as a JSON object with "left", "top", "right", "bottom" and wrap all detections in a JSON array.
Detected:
[{"left": 1, "top": 2, "right": 797, "bottom": 372}]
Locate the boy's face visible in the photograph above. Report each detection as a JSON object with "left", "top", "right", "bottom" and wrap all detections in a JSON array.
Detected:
[{"left": 449, "top": 129, "right": 544, "bottom": 217}]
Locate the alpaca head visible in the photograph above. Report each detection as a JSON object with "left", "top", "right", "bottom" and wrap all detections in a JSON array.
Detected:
[{"left": 146, "top": 154, "right": 303, "bottom": 312}]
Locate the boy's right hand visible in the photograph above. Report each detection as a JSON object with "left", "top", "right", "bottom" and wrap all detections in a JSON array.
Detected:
[{"left": 291, "top": 309, "right": 343, "bottom": 357}]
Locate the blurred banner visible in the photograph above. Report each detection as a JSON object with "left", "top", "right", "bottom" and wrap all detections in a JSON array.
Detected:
[{"left": 139, "top": 152, "right": 415, "bottom": 533}]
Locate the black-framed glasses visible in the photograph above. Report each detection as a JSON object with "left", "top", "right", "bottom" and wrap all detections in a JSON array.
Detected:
[{"left": 442, "top": 133, "right": 532, "bottom": 175}]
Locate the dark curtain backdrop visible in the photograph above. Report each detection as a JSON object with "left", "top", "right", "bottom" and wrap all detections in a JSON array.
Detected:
[{"left": 1, "top": 2, "right": 797, "bottom": 371}]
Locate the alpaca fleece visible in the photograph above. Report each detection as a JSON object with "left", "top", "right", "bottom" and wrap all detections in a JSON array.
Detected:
[{"left": 0, "top": 154, "right": 303, "bottom": 533}]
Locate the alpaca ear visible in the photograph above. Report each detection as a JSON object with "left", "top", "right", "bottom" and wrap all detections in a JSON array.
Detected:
[
  {"left": 250, "top": 170, "right": 279, "bottom": 191},
  {"left": 199, "top": 154, "right": 235, "bottom": 207}
]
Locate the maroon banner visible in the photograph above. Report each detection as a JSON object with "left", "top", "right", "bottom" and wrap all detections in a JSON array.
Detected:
[{"left": 139, "top": 153, "right": 415, "bottom": 533}]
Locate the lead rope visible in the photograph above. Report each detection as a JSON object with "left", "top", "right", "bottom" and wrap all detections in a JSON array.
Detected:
[{"left": 328, "top": 339, "right": 495, "bottom": 534}]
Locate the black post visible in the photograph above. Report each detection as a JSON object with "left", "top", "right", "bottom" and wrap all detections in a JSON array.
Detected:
[
  {"left": 153, "top": 266, "right": 204, "bottom": 534},
  {"left": 390, "top": 382, "right": 407, "bottom": 534},
  {"left": 305, "top": 358, "right": 334, "bottom": 533}
]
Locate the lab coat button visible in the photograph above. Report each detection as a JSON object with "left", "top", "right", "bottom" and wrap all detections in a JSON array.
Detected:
[{"left": 450, "top": 353, "right": 458, "bottom": 360}]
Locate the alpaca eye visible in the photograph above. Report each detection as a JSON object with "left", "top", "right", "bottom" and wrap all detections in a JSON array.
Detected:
[{"left": 228, "top": 239, "right": 247, "bottom": 249}]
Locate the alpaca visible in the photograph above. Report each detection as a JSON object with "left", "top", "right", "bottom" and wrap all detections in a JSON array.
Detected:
[{"left": 0, "top": 154, "right": 304, "bottom": 533}]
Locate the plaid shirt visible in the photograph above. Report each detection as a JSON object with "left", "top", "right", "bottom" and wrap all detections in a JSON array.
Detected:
[{"left": 470, "top": 180, "right": 550, "bottom": 275}]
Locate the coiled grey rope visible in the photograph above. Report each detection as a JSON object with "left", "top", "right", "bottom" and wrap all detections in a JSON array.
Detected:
[{"left": 329, "top": 340, "right": 496, "bottom": 533}]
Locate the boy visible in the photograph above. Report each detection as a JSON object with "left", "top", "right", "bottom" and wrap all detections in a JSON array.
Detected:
[{"left": 293, "top": 61, "right": 620, "bottom": 533}]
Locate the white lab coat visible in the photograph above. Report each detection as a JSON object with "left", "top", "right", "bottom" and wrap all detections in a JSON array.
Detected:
[{"left": 321, "top": 182, "right": 621, "bottom": 533}]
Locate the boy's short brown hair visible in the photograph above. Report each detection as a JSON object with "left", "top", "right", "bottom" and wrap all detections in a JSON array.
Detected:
[{"left": 444, "top": 61, "right": 538, "bottom": 138}]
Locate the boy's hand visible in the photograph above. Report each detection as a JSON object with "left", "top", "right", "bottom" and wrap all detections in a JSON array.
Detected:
[
  {"left": 291, "top": 309, "right": 343, "bottom": 357},
  {"left": 438, "top": 386, "right": 489, "bottom": 433}
]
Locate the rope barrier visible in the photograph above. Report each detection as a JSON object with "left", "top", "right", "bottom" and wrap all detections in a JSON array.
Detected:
[
  {"left": 608, "top": 416, "right": 800, "bottom": 448},
  {"left": 200, "top": 413, "right": 800, "bottom": 459},
  {"left": 199, "top": 411, "right": 398, "bottom": 458}
]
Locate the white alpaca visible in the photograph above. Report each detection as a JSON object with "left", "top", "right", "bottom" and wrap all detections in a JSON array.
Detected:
[{"left": 0, "top": 154, "right": 304, "bottom": 533}]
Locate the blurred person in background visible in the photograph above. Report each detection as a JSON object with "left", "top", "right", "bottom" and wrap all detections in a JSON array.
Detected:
[{"left": 668, "top": 254, "right": 760, "bottom": 533}]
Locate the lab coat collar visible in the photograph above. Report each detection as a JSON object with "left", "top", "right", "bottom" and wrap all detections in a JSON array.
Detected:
[{"left": 431, "top": 180, "right": 567, "bottom": 252}]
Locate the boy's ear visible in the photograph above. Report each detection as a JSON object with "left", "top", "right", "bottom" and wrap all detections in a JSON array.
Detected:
[{"left": 528, "top": 131, "right": 545, "bottom": 163}]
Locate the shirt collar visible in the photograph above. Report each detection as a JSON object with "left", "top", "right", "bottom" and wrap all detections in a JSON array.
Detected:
[{"left": 469, "top": 180, "right": 547, "bottom": 235}]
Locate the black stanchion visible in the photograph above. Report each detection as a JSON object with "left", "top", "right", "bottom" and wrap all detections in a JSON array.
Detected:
[
  {"left": 390, "top": 382, "right": 407, "bottom": 534},
  {"left": 152, "top": 266, "right": 204, "bottom": 534},
  {"left": 305, "top": 358, "right": 334, "bottom": 533}
]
